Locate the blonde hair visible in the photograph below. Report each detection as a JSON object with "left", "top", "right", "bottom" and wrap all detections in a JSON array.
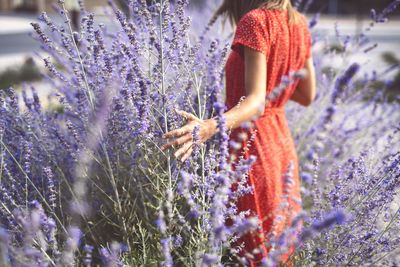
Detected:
[{"left": 213, "top": 0, "right": 299, "bottom": 26}]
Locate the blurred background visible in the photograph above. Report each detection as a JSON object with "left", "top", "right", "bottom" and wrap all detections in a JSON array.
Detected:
[{"left": 0, "top": 0, "right": 399, "bottom": 102}]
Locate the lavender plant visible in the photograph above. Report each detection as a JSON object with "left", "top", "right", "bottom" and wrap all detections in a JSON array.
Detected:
[
  {"left": 282, "top": 1, "right": 400, "bottom": 265},
  {"left": 0, "top": 0, "right": 399, "bottom": 266},
  {"left": 1, "top": 0, "right": 260, "bottom": 265}
]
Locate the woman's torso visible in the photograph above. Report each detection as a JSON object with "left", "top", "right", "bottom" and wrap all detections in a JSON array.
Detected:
[{"left": 225, "top": 7, "right": 312, "bottom": 177}]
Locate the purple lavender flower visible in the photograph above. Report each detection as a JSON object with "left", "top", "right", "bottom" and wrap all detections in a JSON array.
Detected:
[
  {"left": 202, "top": 253, "right": 219, "bottom": 266},
  {"left": 309, "top": 13, "right": 320, "bottom": 29},
  {"left": 160, "top": 237, "right": 173, "bottom": 267},
  {"left": 311, "top": 209, "right": 347, "bottom": 231},
  {"left": 83, "top": 244, "right": 94, "bottom": 266},
  {"left": 300, "top": 172, "right": 313, "bottom": 185},
  {"left": 375, "top": 0, "right": 400, "bottom": 22},
  {"left": 331, "top": 63, "right": 360, "bottom": 105}
]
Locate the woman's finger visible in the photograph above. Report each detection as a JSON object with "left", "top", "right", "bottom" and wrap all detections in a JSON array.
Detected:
[
  {"left": 175, "top": 109, "right": 198, "bottom": 121},
  {"left": 160, "top": 133, "right": 192, "bottom": 151},
  {"left": 163, "top": 124, "right": 192, "bottom": 139},
  {"left": 174, "top": 141, "right": 193, "bottom": 160},
  {"left": 180, "top": 147, "right": 193, "bottom": 162}
]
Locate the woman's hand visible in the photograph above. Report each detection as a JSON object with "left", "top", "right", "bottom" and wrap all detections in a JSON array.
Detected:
[{"left": 161, "top": 109, "right": 217, "bottom": 162}]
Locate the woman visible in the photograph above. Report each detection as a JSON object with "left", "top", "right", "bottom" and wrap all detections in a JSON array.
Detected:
[{"left": 162, "top": 0, "right": 316, "bottom": 265}]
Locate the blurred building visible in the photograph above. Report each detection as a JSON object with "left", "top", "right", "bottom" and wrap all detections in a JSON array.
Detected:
[
  {"left": 0, "top": 0, "right": 107, "bottom": 13},
  {"left": 303, "top": 0, "right": 400, "bottom": 15}
]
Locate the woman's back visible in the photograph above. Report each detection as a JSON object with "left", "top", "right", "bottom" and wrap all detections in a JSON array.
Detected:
[{"left": 226, "top": 8, "right": 312, "bottom": 110}]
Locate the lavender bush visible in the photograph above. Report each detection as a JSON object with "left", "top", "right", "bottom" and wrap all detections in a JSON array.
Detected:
[{"left": 0, "top": 0, "right": 399, "bottom": 266}]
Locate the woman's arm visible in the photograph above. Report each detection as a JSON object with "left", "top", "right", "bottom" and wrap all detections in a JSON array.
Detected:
[
  {"left": 213, "top": 46, "right": 267, "bottom": 131},
  {"left": 161, "top": 47, "right": 267, "bottom": 161},
  {"left": 290, "top": 57, "right": 316, "bottom": 106}
]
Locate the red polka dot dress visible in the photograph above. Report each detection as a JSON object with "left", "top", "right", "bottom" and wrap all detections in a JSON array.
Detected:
[{"left": 224, "top": 8, "right": 312, "bottom": 266}]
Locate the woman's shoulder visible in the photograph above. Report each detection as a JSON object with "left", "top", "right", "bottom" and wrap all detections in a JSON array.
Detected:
[
  {"left": 239, "top": 8, "right": 301, "bottom": 25},
  {"left": 239, "top": 8, "right": 266, "bottom": 23},
  {"left": 237, "top": 8, "right": 309, "bottom": 32},
  {"left": 236, "top": 8, "right": 270, "bottom": 30}
]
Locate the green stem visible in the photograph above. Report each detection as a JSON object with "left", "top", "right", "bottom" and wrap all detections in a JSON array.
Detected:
[
  {"left": 158, "top": 0, "right": 174, "bottom": 221},
  {"left": 0, "top": 139, "right": 68, "bottom": 235},
  {"left": 60, "top": 3, "right": 95, "bottom": 109}
]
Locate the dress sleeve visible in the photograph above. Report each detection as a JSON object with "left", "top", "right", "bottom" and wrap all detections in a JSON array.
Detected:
[{"left": 231, "top": 11, "right": 269, "bottom": 56}]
